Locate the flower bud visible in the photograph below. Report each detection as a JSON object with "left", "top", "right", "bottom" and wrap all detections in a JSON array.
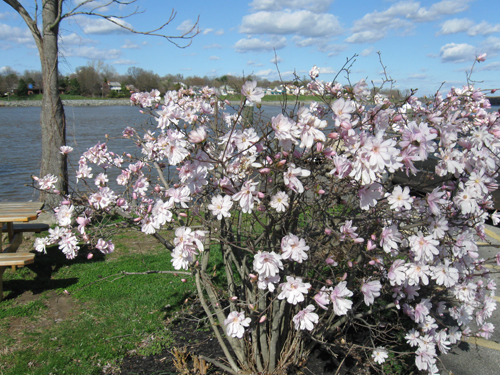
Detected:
[
  {"left": 277, "top": 160, "right": 287, "bottom": 167},
  {"left": 259, "top": 315, "right": 267, "bottom": 323},
  {"left": 326, "top": 279, "right": 333, "bottom": 285},
  {"left": 316, "top": 143, "right": 323, "bottom": 152},
  {"left": 257, "top": 192, "right": 265, "bottom": 198},
  {"left": 259, "top": 168, "right": 271, "bottom": 174},
  {"left": 179, "top": 212, "right": 188, "bottom": 217},
  {"left": 293, "top": 150, "right": 302, "bottom": 158},
  {"left": 87, "top": 253, "right": 93, "bottom": 260},
  {"left": 325, "top": 228, "right": 332, "bottom": 235}
]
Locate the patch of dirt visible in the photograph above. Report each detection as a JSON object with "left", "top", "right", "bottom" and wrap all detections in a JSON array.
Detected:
[{"left": 4, "top": 290, "right": 77, "bottom": 337}]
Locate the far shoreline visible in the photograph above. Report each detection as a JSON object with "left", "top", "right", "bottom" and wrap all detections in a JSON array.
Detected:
[{"left": 0, "top": 99, "right": 307, "bottom": 108}]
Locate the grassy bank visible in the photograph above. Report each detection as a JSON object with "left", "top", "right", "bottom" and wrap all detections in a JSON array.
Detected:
[{"left": 0, "top": 228, "right": 201, "bottom": 374}]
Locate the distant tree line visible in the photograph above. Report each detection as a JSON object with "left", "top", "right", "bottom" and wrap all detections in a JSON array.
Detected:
[{"left": 1, "top": 60, "right": 290, "bottom": 99}]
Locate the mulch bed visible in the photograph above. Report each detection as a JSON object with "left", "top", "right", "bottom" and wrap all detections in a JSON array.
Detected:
[{"left": 118, "top": 309, "right": 371, "bottom": 375}]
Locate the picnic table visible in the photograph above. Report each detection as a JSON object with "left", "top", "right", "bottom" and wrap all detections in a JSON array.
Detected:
[{"left": 0, "top": 202, "right": 48, "bottom": 301}]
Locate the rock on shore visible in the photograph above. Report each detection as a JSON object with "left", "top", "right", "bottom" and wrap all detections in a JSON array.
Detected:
[{"left": 0, "top": 99, "right": 131, "bottom": 107}]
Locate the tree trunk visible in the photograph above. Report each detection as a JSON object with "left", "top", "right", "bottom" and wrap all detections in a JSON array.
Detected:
[{"left": 39, "top": 0, "right": 67, "bottom": 208}]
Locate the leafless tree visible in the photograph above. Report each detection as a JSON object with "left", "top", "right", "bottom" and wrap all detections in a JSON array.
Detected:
[{"left": 3, "top": 0, "right": 198, "bottom": 207}]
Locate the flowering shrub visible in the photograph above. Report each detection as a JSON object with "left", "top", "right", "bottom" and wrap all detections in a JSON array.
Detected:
[{"left": 34, "top": 57, "right": 500, "bottom": 374}]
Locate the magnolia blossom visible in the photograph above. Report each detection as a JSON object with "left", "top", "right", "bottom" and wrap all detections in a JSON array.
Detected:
[
  {"left": 371, "top": 347, "right": 388, "bottom": 364},
  {"left": 284, "top": 164, "right": 310, "bottom": 193},
  {"left": 281, "top": 233, "right": 309, "bottom": 263},
  {"left": 387, "top": 185, "right": 413, "bottom": 210},
  {"left": 60, "top": 145, "right": 74, "bottom": 154},
  {"left": 270, "top": 191, "right": 289, "bottom": 212},
  {"left": 37, "top": 174, "right": 58, "bottom": 190},
  {"left": 224, "top": 311, "right": 251, "bottom": 338},
  {"left": 241, "top": 80, "right": 264, "bottom": 103},
  {"left": 278, "top": 276, "right": 311, "bottom": 305},
  {"left": 208, "top": 194, "right": 233, "bottom": 220},
  {"left": 330, "top": 281, "right": 353, "bottom": 315},
  {"left": 232, "top": 180, "right": 259, "bottom": 213},
  {"left": 253, "top": 251, "right": 283, "bottom": 278},
  {"left": 293, "top": 305, "right": 319, "bottom": 331},
  {"left": 361, "top": 280, "right": 382, "bottom": 306},
  {"left": 95, "top": 238, "right": 115, "bottom": 254},
  {"left": 56, "top": 205, "right": 74, "bottom": 227}
]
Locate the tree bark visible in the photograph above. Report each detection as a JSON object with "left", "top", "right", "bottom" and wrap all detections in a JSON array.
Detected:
[{"left": 39, "top": 0, "right": 67, "bottom": 208}]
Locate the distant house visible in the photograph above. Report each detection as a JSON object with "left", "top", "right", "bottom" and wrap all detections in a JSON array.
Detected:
[{"left": 108, "top": 82, "right": 121, "bottom": 92}]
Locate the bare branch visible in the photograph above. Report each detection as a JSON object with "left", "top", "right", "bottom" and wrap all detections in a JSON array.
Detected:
[
  {"left": 61, "top": 2, "right": 199, "bottom": 48},
  {"left": 3, "top": 0, "right": 43, "bottom": 50}
]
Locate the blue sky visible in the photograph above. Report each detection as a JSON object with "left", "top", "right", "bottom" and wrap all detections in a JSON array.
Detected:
[{"left": 1, "top": 0, "right": 499, "bottom": 96}]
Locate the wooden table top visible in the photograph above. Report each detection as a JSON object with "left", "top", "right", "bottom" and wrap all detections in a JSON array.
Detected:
[{"left": 0, "top": 202, "right": 44, "bottom": 223}]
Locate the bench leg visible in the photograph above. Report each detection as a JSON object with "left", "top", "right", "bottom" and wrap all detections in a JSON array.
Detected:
[{"left": 0, "top": 266, "right": 5, "bottom": 302}]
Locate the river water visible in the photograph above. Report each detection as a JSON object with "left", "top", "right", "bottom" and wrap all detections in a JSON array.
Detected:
[{"left": 1, "top": 104, "right": 498, "bottom": 202}]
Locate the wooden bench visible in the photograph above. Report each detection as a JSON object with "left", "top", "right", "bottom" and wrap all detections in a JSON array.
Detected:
[
  {"left": 2, "top": 223, "right": 50, "bottom": 234},
  {"left": 0, "top": 202, "right": 46, "bottom": 301}
]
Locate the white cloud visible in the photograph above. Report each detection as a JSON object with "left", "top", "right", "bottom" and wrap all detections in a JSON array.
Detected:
[
  {"left": 209, "top": 56, "right": 221, "bottom": 60},
  {"left": 0, "top": 23, "right": 33, "bottom": 45},
  {"left": 176, "top": 19, "right": 197, "bottom": 35},
  {"left": 203, "top": 28, "right": 214, "bottom": 35},
  {"left": 214, "top": 29, "right": 225, "bottom": 35},
  {"left": 250, "top": 0, "right": 334, "bottom": 12},
  {"left": 346, "top": 30, "right": 385, "bottom": 44},
  {"left": 440, "top": 43, "right": 476, "bottom": 63},
  {"left": 439, "top": 18, "right": 500, "bottom": 36},
  {"left": 247, "top": 60, "right": 264, "bottom": 67},
  {"left": 438, "top": 18, "right": 475, "bottom": 35},
  {"left": 113, "top": 59, "right": 137, "bottom": 65},
  {"left": 77, "top": 16, "right": 133, "bottom": 34},
  {"left": 478, "top": 62, "right": 500, "bottom": 71},
  {"left": 361, "top": 47, "right": 374, "bottom": 56},
  {"left": 0, "top": 66, "right": 14, "bottom": 74},
  {"left": 318, "top": 66, "right": 336, "bottom": 74},
  {"left": 348, "top": 0, "right": 471, "bottom": 43},
  {"left": 481, "top": 36, "right": 500, "bottom": 54},
  {"left": 234, "top": 36, "right": 287, "bottom": 53},
  {"left": 59, "top": 33, "right": 97, "bottom": 47},
  {"left": 0, "top": 12, "right": 12, "bottom": 20},
  {"left": 407, "top": 73, "right": 428, "bottom": 79},
  {"left": 65, "top": 46, "right": 121, "bottom": 60},
  {"left": 255, "top": 69, "right": 295, "bottom": 80},
  {"left": 203, "top": 43, "right": 222, "bottom": 49},
  {"left": 240, "top": 10, "right": 342, "bottom": 38},
  {"left": 121, "top": 39, "right": 140, "bottom": 49},
  {"left": 271, "top": 55, "right": 283, "bottom": 63}
]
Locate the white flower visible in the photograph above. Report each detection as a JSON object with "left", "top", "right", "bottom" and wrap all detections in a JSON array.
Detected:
[
  {"left": 56, "top": 205, "right": 74, "bottom": 227},
  {"left": 281, "top": 233, "right": 309, "bottom": 263},
  {"left": 241, "top": 80, "right": 264, "bottom": 103},
  {"left": 278, "top": 276, "right": 311, "bottom": 305},
  {"left": 270, "top": 191, "right": 289, "bottom": 212},
  {"left": 253, "top": 251, "right": 283, "bottom": 278},
  {"left": 293, "top": 305, "right": 319, "bottom": 331},
  {"left": 224, "top": 311, "right": 251, "bottom": 338},
  {"left": 371, "top": 347, "right": 388, "bottom": 364},
  {"left": 361, "top": 280, "right": 382, "bottom": 306},
  {"left": 208, "top": 194, "right": 233, "bottom": 220},
  {"left": 386, "top": 185, "right": 413, "bottom": 210},
  {"left": 330, "top": 281, "right": 353, "bottom": 315}
]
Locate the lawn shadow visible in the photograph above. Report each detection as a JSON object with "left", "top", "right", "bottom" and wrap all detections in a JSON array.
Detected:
[{"left": 3, "top": 244, "right": 107, "bottom": 300}]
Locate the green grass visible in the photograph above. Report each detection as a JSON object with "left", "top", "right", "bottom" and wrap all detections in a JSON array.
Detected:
[{"left": 0, "top": 229, "right": 196, "bottom": 374}]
